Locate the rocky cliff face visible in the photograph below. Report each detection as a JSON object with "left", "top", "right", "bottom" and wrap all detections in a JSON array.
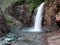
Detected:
[
  {"left": 43, "top": 0, "right": 60, "bottom": 32},
  {"left": 5, "top": 0, "right": 60, "bottom": 32},
  {"left": 0, "top": 8, "right": 10, "bottom": 37},
  {"left": 7, "top": 3, "right": 34, "bottom": 28}
]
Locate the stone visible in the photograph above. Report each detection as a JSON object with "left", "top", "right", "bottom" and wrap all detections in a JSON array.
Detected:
[
  {"left": 56, "top": 13, "right": 60, "bottom": 27},
  {"left": 47, "top": 33, "right": 60, "bottom": 45},
  {"left": 56, "top": 14, "right": 60, "bottom": 21},
  {"left": 57, "top": 0, "right": 60, "bottom": 2}
]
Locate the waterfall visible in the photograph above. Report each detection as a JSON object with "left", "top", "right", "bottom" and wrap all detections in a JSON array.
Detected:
[
  {"left": 22, "top": 2, "right": 45, "bottom": 32},
  {"left": 34, "top": 2, "right": 45, "bottom": 32}
]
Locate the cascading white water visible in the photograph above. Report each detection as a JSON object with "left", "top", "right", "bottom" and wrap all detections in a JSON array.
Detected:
[
  {"left": 22, "top": 2, "right": 45, "bottom": 32},
  {"left": 34, "top": 2, "right": 45, "bottom": 32}
]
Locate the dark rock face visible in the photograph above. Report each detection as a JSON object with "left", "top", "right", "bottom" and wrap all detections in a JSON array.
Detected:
[
  {"left": 7, "top": 3, "right": 34, "bottom": 28},
  {"left": 0, "top": 8, "right": 10, "bottom": 37}
]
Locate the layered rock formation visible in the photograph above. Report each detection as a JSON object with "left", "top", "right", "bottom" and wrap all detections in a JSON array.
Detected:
[
  {"left": 42, "top": 0, "right": 60, "bottom": 32},
  {"left": 0, "top": 8, "right": 10, "bottom": 37}
]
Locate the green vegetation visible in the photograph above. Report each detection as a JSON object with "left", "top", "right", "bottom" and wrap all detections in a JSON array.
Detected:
[
  {"left": 5, "top": 15, "right": 15, "bottom": 27},
  {"left": 29, "top": 0, "right": 44, "bottom": 12},
  {"left": 12, "top": 0, "right": 44, "bottom": 12}
]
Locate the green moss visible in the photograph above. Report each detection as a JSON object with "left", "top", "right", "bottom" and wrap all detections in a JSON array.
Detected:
[
  {"left": 7, "top": 20, "right": 15, "bottom": 27},
  {"left": 5, "top": 15, "right": 15, "bottom": 27}
]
